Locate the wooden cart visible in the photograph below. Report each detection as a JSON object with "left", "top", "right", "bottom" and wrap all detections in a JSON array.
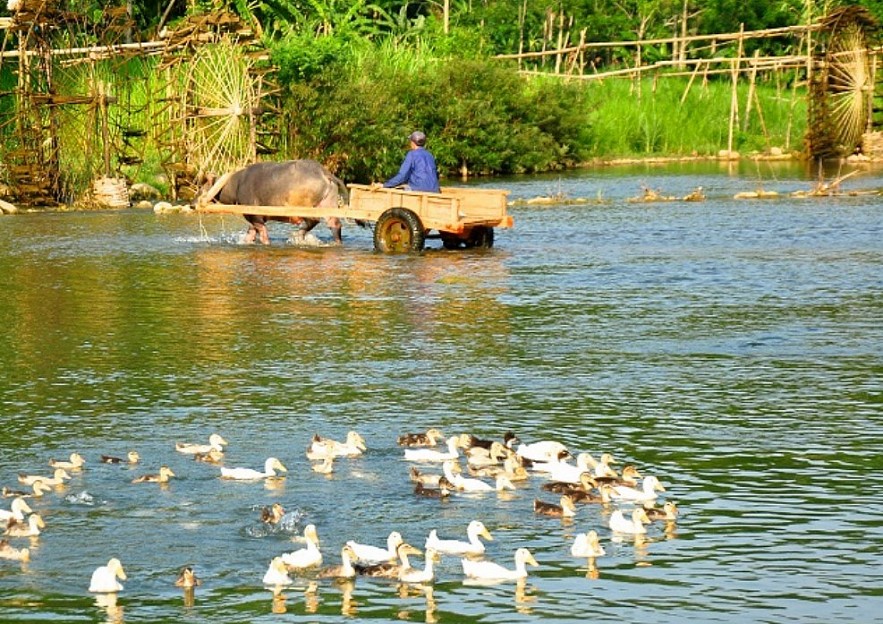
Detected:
[{"left": 195, "top": 183, "right": 513, "bottom": 253}]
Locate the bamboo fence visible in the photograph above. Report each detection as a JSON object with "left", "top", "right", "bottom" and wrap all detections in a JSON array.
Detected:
[{"left": 498, "top": 10, "right": 883, "bottom": 159}]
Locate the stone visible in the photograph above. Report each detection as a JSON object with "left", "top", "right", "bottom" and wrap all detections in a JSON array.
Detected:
[{"left": 0, "top": 198, "right": 18, "bottom": 214}]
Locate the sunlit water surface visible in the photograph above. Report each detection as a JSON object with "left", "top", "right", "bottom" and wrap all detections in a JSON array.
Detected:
[{"left": 0, "top": 162, "right": 881, "bottom": 623}]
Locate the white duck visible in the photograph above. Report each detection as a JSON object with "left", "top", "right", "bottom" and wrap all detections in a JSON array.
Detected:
[
  {"left": 611, "top": 475, "right": 665, "bottom": 502},
  {"left": 49, "top": 452, "right": 86, "bottom": 470},
  {"left": 0, "top": 497, "right": 33, "bottom": 522},
  {"left": 571, "top": 529, "right": 606, "bottom": 558},
  {"left": 452, "top": 472, "right": 515, "bottom": 493},
  {"left": 546, "top": 452, "right": 595, "bottom": 484},
  {"left": 89, "top": 558, "right": 127, "bottom": 593},
  {"left": 425, "top": 520, "right": 492, "bottom": 556},
  {"left": 263, "top": 556, "right": 292, "bottom": 586},
  {"left": 307, "top": 431, "right": 366, "bottom": 460},
  {"left": 399, "top": 548, "right": 437, "bottom": 584},
  {"left": 18, "top": 468, "right": 70, "bottom": 486},
  {"left": 280, "top": 524, "right": 322, "bottom": 569},
  {"left": 461, "top": 547, "right": 538, "bottom": 581},
  {"left": 404, "top": 436, "right": 460, "bottom": 462},
  {"left": 525, "top": 450, "right": 572, "bottom": 473},
  {"left": 220, "top": 457, "right": 287, "bottom": 480},
  {"left": 4, "top": 513, "right": 45, "bottom": 537},
  {"left": 516, "top": 439, "right": 569, "bottom": 463},
  {"left": 609, "top": 508, "right": 652, "bottom": 534},
  {"left": 176, "top": 433, "right": 228, "bottom": 455},
  {"left": 346, "top": 530, "right": 403, "bottom": 564},
  {"left": 592, "top": 452, "right": 619, "bottom": 478}
]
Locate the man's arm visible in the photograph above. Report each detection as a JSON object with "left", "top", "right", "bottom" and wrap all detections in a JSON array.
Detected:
[{"left": 384, "top": 152, "right": 415, "bottom": 188}]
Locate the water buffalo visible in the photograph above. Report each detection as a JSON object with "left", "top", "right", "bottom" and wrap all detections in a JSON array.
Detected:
[{"left": 211, "top": 160, "right": 348, "bottom": 245}]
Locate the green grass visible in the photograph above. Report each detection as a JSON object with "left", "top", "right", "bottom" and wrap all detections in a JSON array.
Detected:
[{"left": 583, "top": 75, "right": 807, "bottom": 158}]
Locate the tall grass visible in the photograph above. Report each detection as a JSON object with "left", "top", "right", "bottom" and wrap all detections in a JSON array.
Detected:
[{"left": 585, "top": 75, "right": 806, "bottom": 158}]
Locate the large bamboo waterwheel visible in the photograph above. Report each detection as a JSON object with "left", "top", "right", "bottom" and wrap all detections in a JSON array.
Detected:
[
  {"left": 0, "top": 1, "right": 151, "bottom": 205},
  {"left": 807, "top": 7, "right": 879, "bottom": 159},
  {"left": 155, "top": 12, "right": 280, "bottom": 199}
]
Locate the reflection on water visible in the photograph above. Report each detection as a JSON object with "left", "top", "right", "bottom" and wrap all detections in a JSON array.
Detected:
[
  {"left": 94, "top": 593, "right": 124, "bottom": 624},
  {"left": 0, "top": 164, "right": 881, "bottom": 623}
]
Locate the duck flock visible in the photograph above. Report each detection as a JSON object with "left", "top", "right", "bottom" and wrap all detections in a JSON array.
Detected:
[{"left": 0, "top": 428, "right": 678, "bottom": 607}]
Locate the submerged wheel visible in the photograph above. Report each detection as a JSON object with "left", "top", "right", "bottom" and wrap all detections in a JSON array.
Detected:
[
  {"left": 467, "top": 226, "right": 495, "bottom": 249},
  {"left": 440, "top": 226, "right": 495, "bottom": 250},
  {"left": 373, "top": 208, "right": 425, "bottom": 253}
]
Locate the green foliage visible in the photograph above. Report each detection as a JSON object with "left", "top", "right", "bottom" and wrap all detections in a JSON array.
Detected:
[
  {"left": 276, "top": 41, "right": 594, "bottom": 181},
  {"left": 272, "top": 31, "right": 364, "bottom": 81}
]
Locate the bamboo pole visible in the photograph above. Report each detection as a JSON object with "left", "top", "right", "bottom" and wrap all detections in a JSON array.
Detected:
[
  {"left": 785, "top": 67, "right": 801, "bottom": 151},
  {"left": 743, "top": 49, "right": 760, "bottom": 131},
  {"left": 867, "top": 51, "right": 876, "bottom": 135},
  {"left": 555, "top": 12, "right": 564, "bottom": 74},
  {"left": 495, "top": 23, "right": 822, "bottom": 60},
  {"left": 0, "top": 40, "right": 166, "bottom": 60},
  {"left": 680, "top": 60, "right": 701, "bottom": 104},
  {"left": 752, "top": 78, "right": 770, "bottom": 145},
  {"left": 679, "top": 0, "right": 689, "bottom": 69},
  {"left": 577, "top": 28, "right": 586, "bottom": 76},
  {"left": 727, "top": 24, "right": 744, "bottom": 155},
  {"left": 516, "top": 55, "right": 808, "bottom": 81},
  {"left": 517, "top": 0, "right": 526, "bottom": 72}
]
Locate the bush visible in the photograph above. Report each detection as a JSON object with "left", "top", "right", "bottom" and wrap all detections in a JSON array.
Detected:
[{"left": 275, "top": 39, "right": 594, "bottom": 181}]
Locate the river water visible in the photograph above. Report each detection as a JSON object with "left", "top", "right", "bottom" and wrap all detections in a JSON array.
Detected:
[{"left": 0, "top": 162, "right": 881, "bottom": 623}]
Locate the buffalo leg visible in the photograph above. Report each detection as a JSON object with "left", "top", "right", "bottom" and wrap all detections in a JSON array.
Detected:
[
  {"left": 327, "top": 217, "right": 342, "bottom": 244},
  {"left": 245, "top": 215, "right": 270, "bottom": 245}
]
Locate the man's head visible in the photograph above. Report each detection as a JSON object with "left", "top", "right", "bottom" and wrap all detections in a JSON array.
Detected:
[{"left": 409, "top": 131, "right": 427, "bottom": 147}]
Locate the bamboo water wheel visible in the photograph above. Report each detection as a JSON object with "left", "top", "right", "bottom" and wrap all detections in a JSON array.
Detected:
[
  {"left": 807, "top": 7, "right": 880, "bottom": 159},
  {"left": 0, "top": 1, "right": 151, "bottom": 206},
  {"left": 154, "top": 12, "right": 280, "bottom": 200}
]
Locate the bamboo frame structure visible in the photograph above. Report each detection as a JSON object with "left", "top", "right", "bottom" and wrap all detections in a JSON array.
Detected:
[{"left": 500, "top": 7, "right": 881, "bottom": 159}]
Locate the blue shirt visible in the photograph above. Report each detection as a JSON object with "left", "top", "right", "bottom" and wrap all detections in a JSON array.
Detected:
[{"left": 384, "top": 147, "right": 440, "bottom": 193}]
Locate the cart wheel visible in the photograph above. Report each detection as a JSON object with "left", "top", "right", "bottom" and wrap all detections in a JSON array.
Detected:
[
  {"left": 440, "top": 232, "right": 463, "bottom": 249},
  {"left": 373, "top": 208, "right": 425, "bottom": 253},
  {"left": 467, "top": 226, "right": 494, "bottom": 249},
  {"left": 441, "top": 227, "right": 495, "bottom": 250}
]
